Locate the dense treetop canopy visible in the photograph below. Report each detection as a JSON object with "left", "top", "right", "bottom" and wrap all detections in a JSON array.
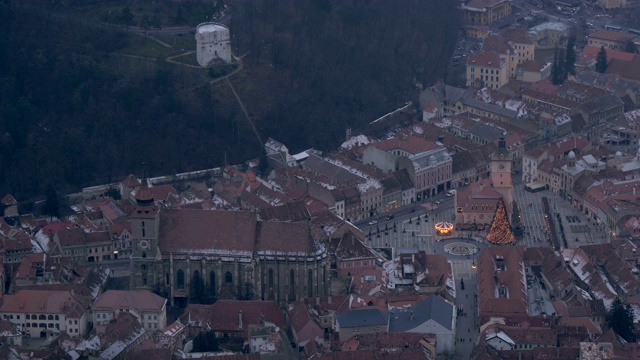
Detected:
[{"left": 0, "top": 0, "right": 459, "bottom": 200}]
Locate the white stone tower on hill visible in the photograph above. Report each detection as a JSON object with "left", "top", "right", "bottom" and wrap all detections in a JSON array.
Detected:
[{"left": 195, "top": 22, "right": 231, "bottom": 67}]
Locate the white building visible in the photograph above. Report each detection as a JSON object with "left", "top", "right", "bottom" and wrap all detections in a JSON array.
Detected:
[
  {"left": 0, "top": 290, "right": 90, "bottom": 338},
  {"left": 92, "top": 290, "right": 167, "bottom": 332},
  {"left": 195, "top": 22, "right": 232, "bottom": 67}
]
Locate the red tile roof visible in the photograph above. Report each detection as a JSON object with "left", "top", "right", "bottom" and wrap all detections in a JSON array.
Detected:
[
  {"left": 15, "top": 253, "right": 45, "bottom": 279},
  {"left": 607, "top": 57, "right": 640, "bottom": 82},
  {"left": 93, "top": 290, "right": 166, "bottom": 312},
  {"left": 1, "top": 194, "right": 17, "bottom": 206},
  {"left": 121, "top": 174, "right": 141, "bottom": 188},
  {"left": 159, "top": 209, "right": 256, "bottom": 254},
  {"left": 183, "top": 300, "right": 285, "bottom": 338},
  {"left": 477, "top": 246, "right": 528, "bottom": 322},
  {"left": 500, "top": 27, "right": 535, "bottom": 45},
  {"left": 288, "top": 302, "right": 324, "bottom": 345},
  {"left": 581, "top": 45, "right": 636, "bottom": 64},
  {"left": 0, "top": 289, "right": 90, "bottom": 318},
  {"left": 482, "top": 34, "right": 515, "bottom": 55},
  {"left": 41, "top": 222, "right": 74, "bottom": 237},
  {"left": 589, "top": 29, "right": 635, "bottom": 43},
  {"left": 255, "top": 220, "right": 313, "bottom": 254},
  {"left": 468, "top": 50, "right": 504, "bottom": 68}
]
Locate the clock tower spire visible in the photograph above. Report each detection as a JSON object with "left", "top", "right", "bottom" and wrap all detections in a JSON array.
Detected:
[{"left": 490, "top": 131, "right": 514, "bottom": 215}]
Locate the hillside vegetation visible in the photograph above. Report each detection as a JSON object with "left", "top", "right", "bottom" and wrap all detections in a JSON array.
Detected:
[{"left": 0, "top": 0, "right": 460, "bottom": 200}]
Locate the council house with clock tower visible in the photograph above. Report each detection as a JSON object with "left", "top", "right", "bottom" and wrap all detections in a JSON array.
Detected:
[{"left": 490, "top": 132, "right": 514, "bottom": 217}]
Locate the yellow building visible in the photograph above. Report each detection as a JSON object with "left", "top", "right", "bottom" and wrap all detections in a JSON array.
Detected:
[
  {"left": 462, "top": 0, "right": 512, "bottom": 25},
  {"left": 588, "top": 29, "right": 636, "bottom": 52},
  {"left": 500, "top": 28, "right": 535, "bottom": 65},
  {"left": 466, "top": 50, "right": 509, "bottom": 90}
]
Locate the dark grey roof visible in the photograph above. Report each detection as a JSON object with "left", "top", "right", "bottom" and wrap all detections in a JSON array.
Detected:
[
  {"left": 577, "top": 93, "right": 624, "bottom": 114},
  {"left": 463, "top": 97, "right": 518, "bottom": 119},
  {"left": 302, "top": 154, "right": 362, "bottom": 185},
  {"left": 574, "top": 70, "right": 640, "bottom": 99},
  {"left": 420, "top": 82, "right": 470, "bottom": 109},
  {"left": 470, "top": 122, "right": 504, "bottom": 141},
  {"left": 452, "top": 151, "right": 477, "bottom": 173},
  {"left": 388, "top": 295, "right": 454, "bottom": 332},
  {"left": 336, "top": 309, "right": 388, "bottom": 328},
  {"left": 380, "top": 176, "right": 401, "bottom": 193},
  {"left": 392, "top": 169, "right": 414, "bottom": 191}
]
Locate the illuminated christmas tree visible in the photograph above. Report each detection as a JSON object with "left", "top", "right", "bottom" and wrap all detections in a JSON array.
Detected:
[{"left": 486, "top": 198, "right": 514, "bottom": 245}]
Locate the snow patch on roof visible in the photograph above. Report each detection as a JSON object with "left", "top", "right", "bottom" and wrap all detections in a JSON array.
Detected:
[
  {"left": 325, "top": 158, "right": 382, "bottom": 192},
  {"left": 341, "top": 135, "right": 372, "bottom": 150},
  {"left": 33, "top": 229, "right": 50, "bottom": 253}
]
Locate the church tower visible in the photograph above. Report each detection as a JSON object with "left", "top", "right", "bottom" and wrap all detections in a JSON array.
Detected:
[
  {"left": 131, "top": 182, "right": 160, "bottom": 260},
  {"left": 490, "top": 132, "right": 514, "bottom": 214},
  {"left": 130, "top": 181, "right": 161, "bottom": 291}
]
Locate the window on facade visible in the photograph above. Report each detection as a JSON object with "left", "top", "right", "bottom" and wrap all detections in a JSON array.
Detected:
[
  {"left": 209, "top": 271, "right": 216, "bottom": 298},
  {"left": 289, "top": 269, "right": 295, "bottom": 300},
  {"left": 177, "top": 269, "right": 185, "bottom": 289},
  {"left": 225, "top": 271, "right": 233, "bottom": 284},
  {"left": 268, "top": 268, "right": 274, "bottom": 298}
]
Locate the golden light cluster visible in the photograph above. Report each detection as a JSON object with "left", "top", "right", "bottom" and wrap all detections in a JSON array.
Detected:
[{"left": 435, "top": 221, "right": 454, "bottom": 235}]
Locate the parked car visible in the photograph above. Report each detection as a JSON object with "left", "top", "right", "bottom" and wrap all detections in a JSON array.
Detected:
[{"left": 368, "top": 220, "right": 377, "bottom": 225}]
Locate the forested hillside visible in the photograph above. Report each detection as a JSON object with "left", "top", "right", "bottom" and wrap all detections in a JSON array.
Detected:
[
  {"left": 0, "top": 0, "right": 460, "bottom": 200},
  {"left": 229, "top": 0, "right": 460, "bottom": 152}
]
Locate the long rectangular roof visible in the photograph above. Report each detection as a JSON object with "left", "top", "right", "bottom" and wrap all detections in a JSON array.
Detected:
[
  {"left": 158, "top": 209, "right": 316, "bottom": 256},
  {"left": 159, "top": 209, "right": 257, "bottom": 255}
]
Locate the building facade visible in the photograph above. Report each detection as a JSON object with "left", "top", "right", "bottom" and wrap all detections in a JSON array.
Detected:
[
  {"left": 129, "top": 188, "right": 329, "bottom": 307},
  {"left": 92, "top": 290, "right": 167, "bottom": 331},
  {"left": 462, "top": 0, "right": 512, "bottom": 25},
  {"left": 467, "top": 51, "right": 509, "bottom": 90},
  {"left": 0, "top": 290, "right": 89, "bottom": 339}
]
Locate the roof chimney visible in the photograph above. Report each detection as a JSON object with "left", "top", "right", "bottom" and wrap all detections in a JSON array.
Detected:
[{"left": 238, "top": 310, "right": 243, "bottom": 329}]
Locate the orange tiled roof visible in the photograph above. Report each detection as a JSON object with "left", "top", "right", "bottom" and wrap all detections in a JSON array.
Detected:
[{"left": 589, "top": 29, "right": 636, "bottom": 43}]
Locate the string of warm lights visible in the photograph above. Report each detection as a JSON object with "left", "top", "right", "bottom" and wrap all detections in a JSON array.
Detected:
[
  {"left": 435, "top": 221, "right": 454, "bottom": 235},
  {"left": 486, "top": 198, "right": 514, "bottom": 245}
]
